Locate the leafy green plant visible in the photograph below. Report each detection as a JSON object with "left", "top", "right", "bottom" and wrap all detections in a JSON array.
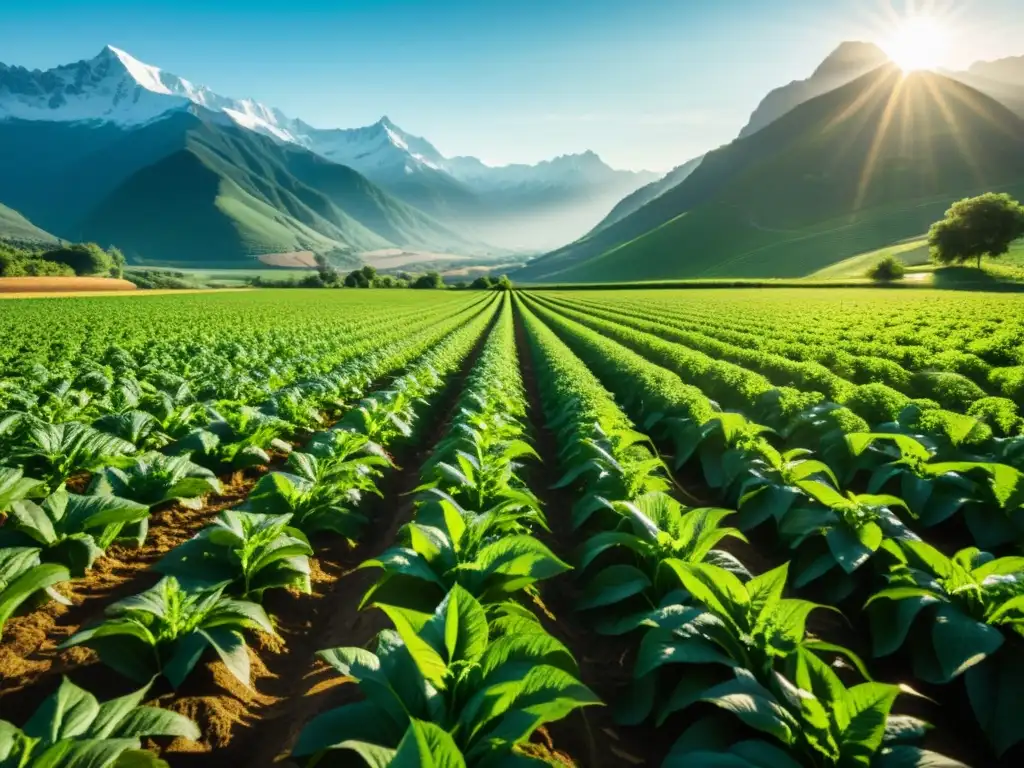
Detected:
[
  {"left": 93, "top": 410, "right": 170, "bottom": 451},
  {"left": 63, "top": 576, "right": 276, "bottom": 689},
  {"left": 155, "top": 509, "right": 312, "bottom": 600},
  {"left": 574, "top": 492, "right": 748, "bottom": 634},
  {"left": 292, "top": 585, "right": 598, "bottom": 765},
  {"left": 8, "top": 420, "right": 136, "bottom": 491},
  {"left": 555, "top": 421, "right": 671, "bottom": 521},
  {"left": 779, "top": 480, "right": 915, "bottom": 600},
  {"left": 866, "top": 539, "right": 1024, "bottom": 755},
  {"left": 0, "top": 465, "right": 43, "bottom": 514},
  {"left": 664, "top": 652, "right": 966, "bottom": 768},
  {"left": 0, "top": 676, "right": 199, "bottom": 768},
  {"left": 736, "top": 446, "right": 840, "bottom": 530},
  {"left": 174, "top": 403, "right": 290, "bottom": 471},
  {"left": 249, "top": 441, "right": 389, "bottom": 538},
  {"left": 847, "top": 432, "right": 1024, "bottom": 545},
  {"left": 360, "top": 496, "right": 568, "bottom": 613},
  {"left": 0, "top": 489, "right": 150, "bottom": 575},
  {"left": 90, "top": 452, "right": 220, "bottom": 510},
  {"left": 0, "top": 547, "right": 70, "bottom": 640},
  {"left": 621, "top": 562, "right": 866, "bottom": 729}
]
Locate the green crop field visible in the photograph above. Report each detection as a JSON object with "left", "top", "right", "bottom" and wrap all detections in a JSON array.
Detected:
[{"left": 0, "top": 287, "right": 1022, "bottom": 767}]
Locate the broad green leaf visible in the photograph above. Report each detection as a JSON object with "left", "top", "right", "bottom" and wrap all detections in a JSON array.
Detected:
[
  {"left": 23, "top": 677, "right": 100, "bottom": 744},
  {"left": 931, "top": 605, "right": 1003, "bottom": 682},
  {"left": 576, "top": 564, "right": 651, "bottom": 611}
]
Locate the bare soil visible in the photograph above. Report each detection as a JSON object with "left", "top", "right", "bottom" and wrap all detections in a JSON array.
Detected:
[
  {"left": 0, "top": 276, "right": 137, "bottom": 295},
  {"left": 256, "top": 252, "right": 317, "bottom": 268}
]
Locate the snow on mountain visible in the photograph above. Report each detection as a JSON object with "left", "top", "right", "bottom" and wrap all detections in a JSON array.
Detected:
[
  {"left": 291, "top": 116, "right": 449, "bottom": 177},
  {"left": 0, "top": 45, "right": 304, "bottom": 143},
  {"left": 0, "top": 45, "right": 647, "bottom": 191}
]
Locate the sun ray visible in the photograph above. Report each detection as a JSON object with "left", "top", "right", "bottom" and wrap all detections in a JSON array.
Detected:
[{"left": 854, "top": 75, "right": 906, "bottom": 210}]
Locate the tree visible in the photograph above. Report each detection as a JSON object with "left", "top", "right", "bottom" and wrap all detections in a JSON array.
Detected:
[
  {"left": 866, "top": 254, "right": 905, "bottom": 282},
  {"left": 411, "top": 271, "right": 444, "bottom": 289},
  {"left": 928, "top": 193, "right": 1024, "bottom": 270},
  {"left": 39, "top": 243, "right": 112, "bottom": 276},
  {"left": 107, "top": 246, "right": 126, "bottom": 278},
  {"left": 469, "top": 276, "right": 493, "bottom": 290},
  {"left": 360, "top": 265, "right": 378, "bottom": 282},
  {"left": 315, "top": 253, "right": 342, "bottom": 286},
  {"left": 492, "top": 275, "right": 513, "bottom": 291}
]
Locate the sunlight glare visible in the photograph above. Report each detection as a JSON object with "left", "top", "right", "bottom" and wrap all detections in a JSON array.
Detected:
[{"left": 883, "top": 16, "right": 950, "bottom": 72}]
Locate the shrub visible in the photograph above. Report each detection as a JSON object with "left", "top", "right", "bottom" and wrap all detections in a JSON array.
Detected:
[
  {"left": 470, "top": 276, "right": 493, "bottom": 289},
  {"left": 849, "top": 356, "right": 912, "bottom": 390},
  {"left": 989, "top": 366, "right": 1024, "bottom": 404},
  {"left": 866, "top": 254, "right": 906, "bottom": 281},
  {"left": 39, "top": 243, "right": 112, "bottom": 276},
  {"left": 841, "top": 383, "right": 912, "bottom": 425},
  {"left": 911, "top": 371, "right": 987, "bottom": 411},
  {"left": 411, "top": 271, "right": 444, "bottom": 289},
  {"left": 967, "top": 397, "right": 1023, "bottom": 436}
]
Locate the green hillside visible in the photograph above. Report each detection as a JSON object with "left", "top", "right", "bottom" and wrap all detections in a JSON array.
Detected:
[
  {"left": 81, "top": 116, "right": 482, "bottom": 265},
  {"left": 517, "top": 66, "right": 1024, "bottom": 282},
  {"left": 0, "top": 202, "right": 59, "bottom": 245},
  {"left": 590, "top": 154, "right": 704, "bottom": 234}
]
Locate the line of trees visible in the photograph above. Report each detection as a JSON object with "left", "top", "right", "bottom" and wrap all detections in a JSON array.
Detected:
[{"left": 0, "top": 241, "right": 125, "bottom": 278}]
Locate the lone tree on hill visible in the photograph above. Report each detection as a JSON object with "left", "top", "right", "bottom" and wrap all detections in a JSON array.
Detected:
[{"left": 928, "top": 193, "right": 1024, "bottom": 270}]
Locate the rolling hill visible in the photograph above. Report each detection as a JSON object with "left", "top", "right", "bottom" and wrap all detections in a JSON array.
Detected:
[
  {"left": 75, "top": 112, "right": 481, "bottom": 266},
  {"left": 0, "top": 107, "right": 490, "bottom": 266},
  {"left": 515, "top": 66, "right": 1024, "bottom": 283},
  {"left": 0, "top": 203, "right": 58, "bottom": 245}
]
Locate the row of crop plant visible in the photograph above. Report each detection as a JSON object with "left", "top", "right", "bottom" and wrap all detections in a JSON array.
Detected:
[
  {"left": 518, "top": 291, "right": 1023, "bottom": 766},
  {"left": 0, "top": 298, "right": 502, "bottom": 764}
]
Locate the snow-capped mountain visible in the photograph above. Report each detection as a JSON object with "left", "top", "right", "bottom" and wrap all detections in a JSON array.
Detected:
[
  {"left": 0, "top": 46, "right": 646, "bottom": 188},
  {"left": 0, "top": 46, "right": 298, "bottom": 141},
  {"left": 0, "top": 45, "right": 657, "bottom": 251}
]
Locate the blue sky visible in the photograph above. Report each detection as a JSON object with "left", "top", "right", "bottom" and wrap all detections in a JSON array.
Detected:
[{"left": 1, "top": 0, "right": 1022, "bottom": 171}]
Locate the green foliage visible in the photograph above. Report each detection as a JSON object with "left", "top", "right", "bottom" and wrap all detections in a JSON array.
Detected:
[
  {"left": 929, "top": 193, "right": 1024, "bottom": 269},
  {"left": 866, "top": 540, "right": 1024, "bottom": 754},
  {"left": 0, "top": 488, "right": 149, "bottom": 576},
  {"left": 0, "top": 546, "right": 69, "bottom": 640},
  {"left": 411, "top": 271, "right": 445, "bottom": 289},
  {"left": 968, "top": 397, "right": 1022, "bottom": 437},
  {"left": 866, "top": 254, "right": 906, "bottom": 281},
  {"left": 0, "top": 677, "right": 199, "bottom": 768},
  {"left": 469, "top": 276, "right": 492, "bottom": 289},
  {"left": 64, "top": 576, "right": 275, "bottom": 689},
  {"left": 839, "top": 383, "right": 912, "bottom": 425},
  {"left": 155, "top": 509, "right": 312, "bottom": 600},
  {"left": 39, "top": 243, "right": 114, "bottom": 277},
  {"left": 292, "top": 585, "right": 598, "bottom": 763}
]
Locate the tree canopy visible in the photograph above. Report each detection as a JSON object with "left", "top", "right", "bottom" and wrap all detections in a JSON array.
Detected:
[{"left": 928, "top": 193, "right": 1024, "bottom": 269}]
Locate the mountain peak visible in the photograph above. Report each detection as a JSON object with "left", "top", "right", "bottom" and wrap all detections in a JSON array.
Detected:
[{"left": 813, "top": 41, "right": 889, "bottom": 78}]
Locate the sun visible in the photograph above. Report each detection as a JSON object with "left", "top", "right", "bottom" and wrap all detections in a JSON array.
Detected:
[{"left": 882, "top": 15, "right": 950, "bottom": 72}]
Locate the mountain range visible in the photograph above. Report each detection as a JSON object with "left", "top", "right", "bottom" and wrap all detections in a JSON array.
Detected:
[
  {"left": 515, "top": 44, "right": 1024, "bottom": 283},
  {"left": 0, "top": 45, "right": 654, "bottom": 263}
]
